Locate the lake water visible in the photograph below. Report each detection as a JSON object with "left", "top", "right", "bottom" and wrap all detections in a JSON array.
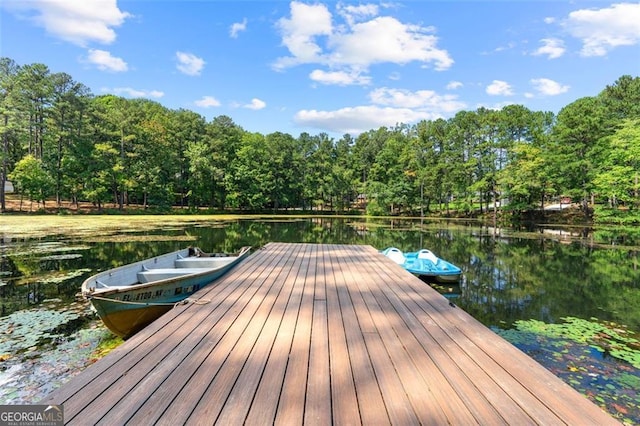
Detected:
[{"left": 1, "top": 216, "right": 639, "bottom": 423}]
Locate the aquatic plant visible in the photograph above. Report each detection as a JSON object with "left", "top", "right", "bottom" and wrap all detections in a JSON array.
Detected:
[
  {"left": 495, "top": 317, "right": 640, "bottom": 424},
  {"left": 90, "top": 333, "right": 124, "bottom": 362},
  {"left": 0, "top": 325, "right": 111, "bottom": 404},
  {"left": 500, "top": 317, "right": 640, "bottom": 368},
  {"left": 12, "top": 269, "right": 89, "bottom": 289},
  {"left": 0, "top": 309, "right": 82, "bottom": 354}
]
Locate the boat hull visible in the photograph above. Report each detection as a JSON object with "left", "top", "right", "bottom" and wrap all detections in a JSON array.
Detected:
[
  {"left": 83, "top": 247, "right": 251, "bottom": 338},
  {"left": 95, "top": 304, "right": 172, "bottom": 339}
]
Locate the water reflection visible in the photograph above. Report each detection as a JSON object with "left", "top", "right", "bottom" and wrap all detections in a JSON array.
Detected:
[{"left": 2, "top": 217, "right": 639, "bottom": 330}]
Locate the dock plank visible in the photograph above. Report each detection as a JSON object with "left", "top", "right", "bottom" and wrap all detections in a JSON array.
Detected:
[
  {"left": 42, "top": 243, "right": 618, "bottom": 425},
  {"left": 324, "top": 245, "right": 361, "bottom": 425},
  {"left": 243, "top": 244, "right": 311, "bottom": 425},
  {"left": 152, "top": 243, "right": 294, "bottom": 425},
  {"left": 274, "top": 243, "right": 317, "bottom": 425},
  {"left": 346, "top": 246, "right": 479, "bottom": 425},
  {"left": 330, "top": 245, "right": 390, "bottom": 425},
  {"left": 201, "top": 243, "right": 304, "bottom": 424},
  {"left": 304, "top": 248, "right": 332, "bottom": 425}
]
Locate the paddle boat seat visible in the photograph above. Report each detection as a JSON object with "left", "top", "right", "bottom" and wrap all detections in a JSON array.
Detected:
[
  {"left": 416, "top": 249, "right": 439, "bottom": 263},
  {"left": 137, "top": 268, "right": 212, "bottom": 283},
  {"left": 384, "top": 247, "right": 406, "bottom": 265}
]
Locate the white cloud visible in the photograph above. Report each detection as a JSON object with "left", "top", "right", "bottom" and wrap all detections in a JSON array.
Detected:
[
  {"left": 295, "top": 86, "right": 467, "bottom": 135},
  {"left": 532, "top": 38, "right": 565, "bottom": 59},
  {"left": 244, "top": 98, "right": 266, "bottom": 110},
  {"left": 107, "top": 87, "right": 164, "bottom": 98},
  {"left": 309, "top": 69, "right": 371, "bottom": 86},
  {"left": 486, "top": 80, "right": 514, "bottom": 96},
  {"left": 530, "top": 78, "right": 570, "bottom": 96},
  {"left": 329, "top": 16, "right": 453, "bottom": 70},
  {"left": 176, "top": 51, "right": 205, "bottom": 76},
  {"left": 230, "top": 18, "right": 247, "bottom": 38},
  {"left": 274, "top": 1, "right": 453, "bottom": 84},
  {"left": 564, "top": 2, "right": 640, "bottom": 56},
  {"left": 274, "top": 1, "right": 333, "bottom": 69},
  {"left": 544, "top": 17, "right": 556, "bottom": 24},
  {"left": 195, "top": 96, "right": 221, "bottom": 108},
  {"left": 337, "top": 3, "right": 379, "bottom": 26},
  {"left": 86, "top": 49, "right": 128, "bottom": 72},
  {"left": 369, "top": 88, "right": 465, "bottom": 113},
  {"left": 3, "top": 0, "right": 130, "bottom": 46},
  {"left": 294, "top": 106, "right": 434, "bottom": 135},
  {"left": 446, "top": 81, "right": 463, "bottom": 90}
]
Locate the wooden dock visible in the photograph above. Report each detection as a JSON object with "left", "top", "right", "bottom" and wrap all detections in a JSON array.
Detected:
[{"left": 43, "top": 243, "right": 617, "bottom": 425}]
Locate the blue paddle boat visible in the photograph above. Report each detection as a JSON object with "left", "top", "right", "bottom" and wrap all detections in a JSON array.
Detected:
[{"left": 381, "top": 247, "right": 462, "bottom": 283}]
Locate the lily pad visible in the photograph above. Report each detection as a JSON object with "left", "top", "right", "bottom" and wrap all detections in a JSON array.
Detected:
[
  {"left": 0, "top": 309, "right": 82, "bottom": 354},
  {"left": 495, "top": 317, "right": 640, "bottom": 424}
]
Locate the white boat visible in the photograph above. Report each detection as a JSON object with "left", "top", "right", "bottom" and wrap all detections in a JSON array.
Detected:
[{"left": 82, "top": 246, "right": 251, "bottom": 338}]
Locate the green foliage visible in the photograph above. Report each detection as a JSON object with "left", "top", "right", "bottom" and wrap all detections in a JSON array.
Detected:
[
  {"left": 2, "top": 56, "right": 639, "bottom": 221},
  {"left": 8, "top": 155, "right": 54, "bottom": 205},
  {"left": 593, "top": 206, "right": 640, "bottom": 225},
  {"left": 593, "top": 119, "right": 640, "bottom": 209},
  {"left": 365, "top": 198, "right": 387, "bottom": 216}
]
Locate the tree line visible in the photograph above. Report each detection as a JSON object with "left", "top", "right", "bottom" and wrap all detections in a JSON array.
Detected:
[{"left": 1, "top": 57, "right": 639, "bottom": 219}]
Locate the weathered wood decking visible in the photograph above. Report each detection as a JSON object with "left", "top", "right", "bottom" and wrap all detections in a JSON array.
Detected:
[{"left": 43, "top": 243, "right": 617, "bottom": 425}]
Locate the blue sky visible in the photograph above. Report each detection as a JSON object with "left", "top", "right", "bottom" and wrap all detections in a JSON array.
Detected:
[{"left": 2, "top": 1, "right": 639, "bottom": 137}]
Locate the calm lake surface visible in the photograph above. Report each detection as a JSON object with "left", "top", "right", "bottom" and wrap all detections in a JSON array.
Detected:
[{"left": 1, "top": 216, "right": 639, "bottom": 423}]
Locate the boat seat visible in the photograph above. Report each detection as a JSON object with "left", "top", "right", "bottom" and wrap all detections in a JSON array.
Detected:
[
  {"left": 174, "top": 257, "right": 227, "bottom": 268},
  {"left": 137, "top": 268, "right": 212, "bottom": 283},
  {"left": 417, "top": 250, "right": 439, "bottom": 263},
  {"left": 385, "top": 248, "right": 406, "bottom": 265}
]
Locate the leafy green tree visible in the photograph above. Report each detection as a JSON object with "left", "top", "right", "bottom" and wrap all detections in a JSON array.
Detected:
[
  {"left": 167, "top": 109, "right": 206, "bottom": 207},
  {"left": 352, "top": 127, "right": 389, "bottom": 201},
  {"left": 498, "top": 143, "right": 547, "bottom": 210},
  {"left": 185, "top": 115, "right": 244, "bottom": 208},
  {"left": 128, "top": 100, "right": 176, "bottom": 208},
  {"left": 91, "top": 95, "right": 137, "bottom": 209},
  {"left": 469, "top": 108, "right": 501, "bottom": 214},
  {"left": 303, "top": 132, "right": 335, "bottom": 210},
  {"left": 0, "top": 58, "right": 23, "bottom": 212},
  {"left": 45, "top": 72, "right": 91, "bottom": 205},
  {"left": 413, "top": 119, "right": 449, "bottom": 214},
  {"left": 204, "top": 115, "right": 244, "bottom": 208},
  {"left": 225, "top": 132, "right": 273, "bottom": 210},
  {"left": 548, "top": 97, "right": 612, "bottom": 212},
  {"left": 447, "top": 110, "right": 483, "bottom": 211},
  {"left": 593, "top": 119, "right": 640, "bottom": 208},
  {"left": 264, "top": 131, "right": 301, "bottom": 210},
  {"left": 17, "top": 63, "right": 52, "bottom": 159},
  {"left": 331, "top": 134, "right": 356, "bottom": 212},
  {"left": 8, "top": 154, "right": 54, "bottom": 210},
  {"left": 599, "top": 75, "right": 640, "bottom": 121},
  {"left": 497, "top": 108, "right": 555, "bottom": 210},
  {"left": 83, "top": 142, "right": 119, "bottom": 210}
]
